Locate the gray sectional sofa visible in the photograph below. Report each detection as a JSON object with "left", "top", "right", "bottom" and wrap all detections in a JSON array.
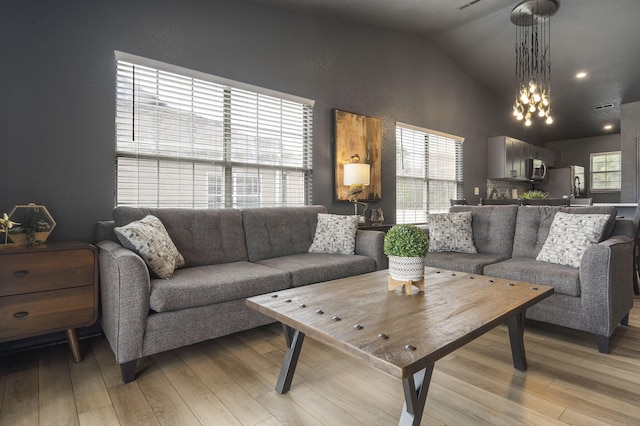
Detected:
[
  {"left": 95, "top": 205, "right": 385, "bottom": 383},
  {"left": 423, "top": 205, "right": 635, "bottom": 353}
]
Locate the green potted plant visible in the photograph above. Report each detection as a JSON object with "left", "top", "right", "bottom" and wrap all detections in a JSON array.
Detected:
[
  {"left": 521, "top": 190, "right": 550, "bottom": 199},
  {"left": 384, "top": 224, "right": 429, "bottom": 281}
]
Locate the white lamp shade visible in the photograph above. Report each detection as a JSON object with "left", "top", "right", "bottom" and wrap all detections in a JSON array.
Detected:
[{"left": 344, "top": 163, "right": 370, "bottom": 186}]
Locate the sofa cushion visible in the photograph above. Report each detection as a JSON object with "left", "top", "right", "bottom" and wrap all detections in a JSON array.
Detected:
[
  {"left": 308, "top": 213, "right": 359, "bottom": 255},
  {"left": 511, "top": 206, "right": 562, "bottom": 259},
  {"left": 114, "top": 215, "right": 185, "bottom": 279},
  {"left": 560, "top": 206, "right": 617, "bottom": 239},
  {"left": 483, "top": 257, "right": 581, "bottom": 297},
  {"left": 149, "top": 261, "right": 291, "bottom": 312},
  {"left": 424, "top": 252, "right": 511, "bottom": 275},
  {"left": 427, "top": 212, "right": 477, "bottom": 254},
  {"left": 512, "top": 206, "right": 616, "bottom": 259},
  {"left": 536, "top": 212, "right": 610, "bottom": 268},
  {"left": 450, "top": 205, "right": 518, "bottom": 256},
  {"left": 242, "top": 205, "right": 326, "bottom": 262},
  {"left": 256, "top": 253, "right": 376, "bottom": 287},
  {"left": 113, "top": 207, "right": 248, "bottom": 267}
]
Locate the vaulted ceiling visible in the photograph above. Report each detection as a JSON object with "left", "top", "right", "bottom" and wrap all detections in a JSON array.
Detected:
[{"left": 251, "top": 0, "right": 640, "bottom": 141}]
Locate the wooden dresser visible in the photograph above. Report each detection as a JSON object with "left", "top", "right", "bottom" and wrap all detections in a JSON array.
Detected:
[{"left": 0, "top": 240, "right": 98, "bottom": 362}]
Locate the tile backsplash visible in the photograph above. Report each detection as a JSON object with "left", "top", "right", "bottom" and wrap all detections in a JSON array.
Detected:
[{"left": 486, "top": 179, "right": 533, "bottom": 199}]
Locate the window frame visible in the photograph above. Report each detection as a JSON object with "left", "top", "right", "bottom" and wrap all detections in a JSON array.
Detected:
[
  {"left": 395, "top": 122, "right": 464, "bottom": 224},
  {"left": 114, "top": 51, "right": 314, "bottom": 209},
  {"left": 590, "top": 151, "right": 621, "bottom": 193}
]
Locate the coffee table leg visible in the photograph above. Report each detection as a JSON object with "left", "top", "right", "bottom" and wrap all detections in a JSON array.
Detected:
[
  {"left": 399, "top": 364, "right": 434, "bottom": 426},
  {"left": 507, "top": 311, "right": 527, "bottom": 371},
  {"left": 276, "top": 324, "right": 305, "bottom": 394}
]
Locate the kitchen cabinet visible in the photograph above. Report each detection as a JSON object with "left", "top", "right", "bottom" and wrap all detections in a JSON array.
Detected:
[
  {"left": 537, "top": 146, "right": 560, "bottom": 167},
  {"left": 488, "top": 136, "right": 560, "bottom": 179},
  {"left": 488, "top": 136, "right": 529, "bottom": 180}
]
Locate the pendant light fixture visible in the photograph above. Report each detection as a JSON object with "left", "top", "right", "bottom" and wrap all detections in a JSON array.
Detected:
[{"left": 511, "top": 0, "right": 558, "bottom": 126}]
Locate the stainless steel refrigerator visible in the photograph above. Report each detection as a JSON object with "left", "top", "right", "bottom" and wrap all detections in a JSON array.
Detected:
[{"left": 542, "top": 166, "right": 585, "bottom": 198}]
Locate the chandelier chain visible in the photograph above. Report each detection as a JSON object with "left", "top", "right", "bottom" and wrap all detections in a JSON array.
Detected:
[{"left": 510, "top": 0, "right": 558, "bottom": 127}]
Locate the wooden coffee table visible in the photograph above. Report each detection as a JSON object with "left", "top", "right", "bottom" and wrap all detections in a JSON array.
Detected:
[{"left": 246, "top": 267, "right": 553, "bottom": 425}]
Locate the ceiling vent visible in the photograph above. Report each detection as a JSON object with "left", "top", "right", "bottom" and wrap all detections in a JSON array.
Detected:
[
  {"left": 593, "top": 103, "right": 615, "bottom": 110},
  {"left": 459, "top": 0, "right": 481, "bottom": 10}
]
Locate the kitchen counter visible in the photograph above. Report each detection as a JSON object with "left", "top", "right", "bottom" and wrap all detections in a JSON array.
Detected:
[
  {"left": 593, "top": 203, "right": 637, "bottom": 218},
  {"left": 593, "top": 203, "right": 638, "bottom": 207}
]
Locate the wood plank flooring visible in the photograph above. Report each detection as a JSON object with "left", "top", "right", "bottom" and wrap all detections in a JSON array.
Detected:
[{"left": 1, "top": 295, "right": 639, "bottom": 425}]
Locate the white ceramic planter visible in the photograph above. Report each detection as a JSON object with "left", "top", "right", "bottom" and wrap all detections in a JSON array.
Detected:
[{"left": 388, "top": 256, "right": 425, "bottom": 281}]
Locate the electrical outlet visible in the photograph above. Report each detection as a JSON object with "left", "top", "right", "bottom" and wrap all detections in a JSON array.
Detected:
[{"left": 474, "top": 187, "right": 480, "bottom": 195}]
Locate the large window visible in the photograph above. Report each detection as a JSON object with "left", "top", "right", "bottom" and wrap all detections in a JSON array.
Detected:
[
  {"left": 591, "top": 151, "right": 621, "bottom": 192},
  {"left": 395, "top": 123, "right": 464, "bottom": 223},
  {"left": 115, "top": 52, "right": 314, "bottom": 208}
]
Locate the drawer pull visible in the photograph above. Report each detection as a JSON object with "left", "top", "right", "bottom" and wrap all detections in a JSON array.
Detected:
[
  {"left": 13, "top": 311, "right": 29, "bottom": 319},
  {"left": 13, "top": 270, "right": 29, "bottom": 277}
]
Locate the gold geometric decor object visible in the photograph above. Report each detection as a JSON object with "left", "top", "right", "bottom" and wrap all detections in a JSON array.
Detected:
[{"left": 7, "top": 203, "right": 56, "bottom": 246}]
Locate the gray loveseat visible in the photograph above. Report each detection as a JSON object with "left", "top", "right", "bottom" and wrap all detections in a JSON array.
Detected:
[
  {"left": 95, "top": 205, "right": 385, "bottom": 383},
  {"left": 423, "top": 205, "right": 635, "bottom": 353}
]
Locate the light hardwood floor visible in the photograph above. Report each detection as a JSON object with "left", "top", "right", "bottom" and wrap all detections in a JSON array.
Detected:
[{"left": 1, "top": 295, "right": 639, "bottom": 425}]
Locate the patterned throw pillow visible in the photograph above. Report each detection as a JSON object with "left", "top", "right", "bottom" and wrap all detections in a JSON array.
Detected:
[
  {"left": 536, "top": 212, "right": 610, "bottom": 268},
  {"left": 427, "top": 211, "right": 478, "bottom": 253},
  {"left": 308, "top": 213, "right": 360, "bottom": 255},
  {"left": 115, "top": 215, "right": 185, "bottom": 279}
]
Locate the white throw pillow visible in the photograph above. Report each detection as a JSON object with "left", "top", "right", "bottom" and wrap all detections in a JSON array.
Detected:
[
  {"left": 115, "top": 215, "right": 185, "bottom": 279},
  {"left": 427, "top": 211, "right": 478, "bottom": 254},
  {"left": 308, "top": 213, "right": 359, "bottom": 255},
  {"left": 536, "top": 212, "right": 610, "bottom": 268}
]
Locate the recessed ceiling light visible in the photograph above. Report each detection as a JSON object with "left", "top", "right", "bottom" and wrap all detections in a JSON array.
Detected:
[
  {"left": 576, "top": 72, "right": 587, "bottom": 79},
  {"left": 604, "top": 124, "right": 613, "bottom": 130}
]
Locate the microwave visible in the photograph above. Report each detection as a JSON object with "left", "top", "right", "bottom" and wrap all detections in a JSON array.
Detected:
[{"left": 525, "top": 158, "right": 548, "bottom": 182}]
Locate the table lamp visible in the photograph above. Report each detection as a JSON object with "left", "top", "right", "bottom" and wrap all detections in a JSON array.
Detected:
[{"left": 344, "top": 154, "right": 370, "bottom": 220}]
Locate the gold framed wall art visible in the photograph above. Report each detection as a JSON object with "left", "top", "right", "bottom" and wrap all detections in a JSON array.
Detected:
[{"left": 333, "top": 109, "right": 382, "bottom": 202}]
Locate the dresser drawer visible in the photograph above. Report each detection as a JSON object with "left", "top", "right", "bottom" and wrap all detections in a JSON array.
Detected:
[
  {"left": 0, "top": 248, "right": 95, "bottom": 296},
  {"left": 0, "top": 286, "right": 96, "bottom": 341}
]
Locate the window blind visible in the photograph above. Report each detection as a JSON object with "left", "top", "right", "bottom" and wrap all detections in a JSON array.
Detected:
[
  {"left": 395, "top": 123, "right": 464, "bottom": 223},
  {"left": 115, "top": 54, "right": 314, "bottom": 208}
]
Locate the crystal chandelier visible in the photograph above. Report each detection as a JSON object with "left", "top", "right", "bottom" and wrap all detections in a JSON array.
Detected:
[{"left": 511, "top": 0, "right": 558, "bottom": 126}]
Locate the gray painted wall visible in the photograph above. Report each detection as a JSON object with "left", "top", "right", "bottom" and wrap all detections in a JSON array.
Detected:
[
  {"left": 545, "top": 134, "right": 621, "bottom": 203},
  {"left": 621, "top": 101, "right": 640, "bottom": 202},
  {"left": 0, "top": 0, "right": 532, "bottom": 241}
]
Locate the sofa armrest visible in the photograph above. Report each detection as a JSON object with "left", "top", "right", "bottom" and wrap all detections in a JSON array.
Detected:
[
  {"left": 96, "top": 220, "right": 118, "bottom": 243},
  {"left": 355, "top": 229, "right": 386, "bottom": 270},
  {"left": 97, "top": 240, "right": 151, "bottom": 364},
  {"left": 579, "top": 235, "right": 635, "bottom": 336},
  {"left": 610, "top": 218, "right": 634, "bottom": 240}
]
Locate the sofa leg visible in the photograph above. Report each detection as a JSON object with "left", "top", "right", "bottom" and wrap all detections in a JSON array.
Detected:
[
  {"left": 596, "top": 335, "right": 610, "bottom": 354},
  {"left": 121, "top": 360, "right": 138, "bottom": 383},
  {"left": 620, "top": 312, "right": 630, "bottom": 326}
]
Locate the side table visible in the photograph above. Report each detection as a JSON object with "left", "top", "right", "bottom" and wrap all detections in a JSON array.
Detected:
[
  {"left": 359, "top": 223, "right": 428, "bottom": 233},
  {"left": 358, "top": 224, "right": 394, "bottom": 233},
  {"left": 0, "top": 240, "right": 98, "bottom": 362}
]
